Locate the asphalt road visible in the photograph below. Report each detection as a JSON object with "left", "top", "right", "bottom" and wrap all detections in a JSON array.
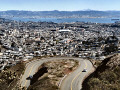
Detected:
[
  {"left": 20, "top": 57, "right": 94, "bottom": 90},
  {"left": 61, "top": 59, "right": 93, "bottom": 90}
]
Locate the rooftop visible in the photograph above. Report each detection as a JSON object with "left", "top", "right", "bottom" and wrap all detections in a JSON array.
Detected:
[{"left": 59, "top": 29, "right": 71, "bottom": 32}]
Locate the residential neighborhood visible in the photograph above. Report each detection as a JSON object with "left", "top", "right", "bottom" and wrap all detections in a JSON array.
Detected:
[{"left": 0, "top": 18, "right": 120, "bottom": 70}]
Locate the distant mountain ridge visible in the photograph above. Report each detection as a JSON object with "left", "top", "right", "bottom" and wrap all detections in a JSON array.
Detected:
[{"left": 0, "top": 10, "right": 120, "bottom": 18}]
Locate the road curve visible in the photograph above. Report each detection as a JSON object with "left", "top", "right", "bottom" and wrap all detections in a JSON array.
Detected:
[
  {"left": 61, "top": 59, "right": 93, "bottom": 90},
  {"left": 20, "top": 57, "right": 94, "bottom": 90}
]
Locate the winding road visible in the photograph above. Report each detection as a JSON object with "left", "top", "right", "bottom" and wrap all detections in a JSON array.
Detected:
[{"left": 20, "top": 57, "right": 94, "bottom": 90}]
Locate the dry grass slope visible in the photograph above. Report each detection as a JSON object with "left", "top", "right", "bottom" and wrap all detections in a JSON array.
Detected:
[
  {"left": 82, "top": 54, "right": 120, "bottom": 90},
  {"left": 0, "top": 62, "right": 25, "bottom": 90}
]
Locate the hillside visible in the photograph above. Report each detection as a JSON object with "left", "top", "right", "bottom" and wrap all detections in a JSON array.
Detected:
[
  {"left": 0, "top": 62, "right": 25, "bottom": 90},
  {"left": 0, "top": 10, "right": 120, "bottom": 18},
  {"left": 82, "top": 54, "right": 120, "bottom": 90},
  {"left": 27, "top": 59, "right": 79, "bottom": 90}
]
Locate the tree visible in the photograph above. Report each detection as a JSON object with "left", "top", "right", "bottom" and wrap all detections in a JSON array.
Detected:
[{"left": 104, "top": 44, "right": 118, "bottom": 54}]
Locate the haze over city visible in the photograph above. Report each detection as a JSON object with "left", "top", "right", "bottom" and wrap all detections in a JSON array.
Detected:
[{"left": 0, "top": 0, "right": 120, "bottom": 11}]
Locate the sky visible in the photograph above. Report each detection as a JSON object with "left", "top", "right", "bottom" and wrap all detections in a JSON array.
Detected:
[{"left": 0, "top": 0, "right": 120, "bottom": 11}]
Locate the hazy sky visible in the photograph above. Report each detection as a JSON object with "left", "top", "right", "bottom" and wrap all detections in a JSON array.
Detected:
[{"left": 0, "top": 0, "right": 120, "bottom": 11}]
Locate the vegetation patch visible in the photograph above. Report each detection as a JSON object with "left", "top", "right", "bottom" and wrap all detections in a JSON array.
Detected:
[
  {"left": 82, "top": 54, "right": 120, "bottom": 90},
  {"left": 0, "top": 62, "right": 25, "bottom": 90}
]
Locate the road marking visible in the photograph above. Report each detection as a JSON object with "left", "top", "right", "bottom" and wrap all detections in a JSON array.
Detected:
[
  {"left": 84, "top": 60, "right": 87, "bottom": 69},
  {"left": 71, "top": 60, "right": 87, "bottom": 90},
  {"left": 23, "top": 64, "right": 34, "bottom": 87}
]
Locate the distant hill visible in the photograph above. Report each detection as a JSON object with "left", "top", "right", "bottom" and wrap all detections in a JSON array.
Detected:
[{"left": 0, "top": 10, "right": 120, "bottom": 18}]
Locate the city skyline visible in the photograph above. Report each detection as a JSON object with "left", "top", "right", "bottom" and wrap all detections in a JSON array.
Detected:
[{"left": 0, "top": 0, "right": 120, "bottom": 11}]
